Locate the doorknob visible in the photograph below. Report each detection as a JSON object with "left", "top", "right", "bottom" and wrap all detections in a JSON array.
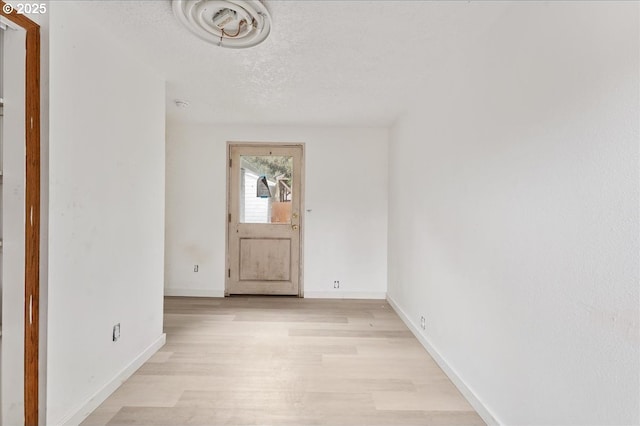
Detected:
[{"left": 292, "top": 224, "right": 299, "bottom": 230}]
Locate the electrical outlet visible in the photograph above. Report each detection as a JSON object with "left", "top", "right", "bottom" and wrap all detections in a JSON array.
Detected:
[
  {"left": 333, "top": 280, "right": 340, "bottom": 289},
  {"left": 420, "top": 316, "right": 426, "bottom": 330},
  {"left": 112, "top": 323, "right": 121, "bottom": 342},
  {"left": 194, "top": 265, "right": 199, "bottom": 272}
]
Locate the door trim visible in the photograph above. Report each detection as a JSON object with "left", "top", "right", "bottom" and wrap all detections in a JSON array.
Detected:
[
  {"left": 0, "top": 3, "right": 40, "bottom": 425},
  {"left": 225, "top": 142, "right": 305, "bottom": 297}
]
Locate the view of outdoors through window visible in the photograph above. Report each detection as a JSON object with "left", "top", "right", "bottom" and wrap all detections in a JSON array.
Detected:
[{"left": 240, "top": 155, "right": 293, "bottom": 224}]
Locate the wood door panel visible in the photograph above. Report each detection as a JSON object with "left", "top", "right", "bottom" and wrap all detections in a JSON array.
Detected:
[{"left": 239, "top": 238, "right": 291, "bottom": 281}]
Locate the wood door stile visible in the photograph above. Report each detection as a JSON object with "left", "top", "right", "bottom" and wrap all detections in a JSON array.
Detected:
[{"left": 0, "top": 3, "right": 41, "bottom": 425}]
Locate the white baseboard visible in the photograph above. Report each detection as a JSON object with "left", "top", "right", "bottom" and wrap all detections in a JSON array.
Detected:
[
  {"left": 164, "top": 288, "right": 225, "bottom": 298},
  {"left": 304, "top": 291, "right": 386, "bottom": 299},
  {"left": 386, "top": 296, "right": 501, "bottom": 426},
  {"left": 61, "top": 333, "right": 167, "bottom": 426},
  {"left": 165, "top": 289, "right": 384, "bottom": 300}
]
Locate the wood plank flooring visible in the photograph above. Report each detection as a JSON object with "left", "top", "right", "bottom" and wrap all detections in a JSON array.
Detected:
[{"left": 82, "top": 297, "right": 484, "bottom": 426}]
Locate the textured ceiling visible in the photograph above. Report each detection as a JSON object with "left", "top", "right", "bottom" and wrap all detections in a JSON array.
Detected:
[{"left": 74, "top": 1, "right": 508, "bottom": 126}]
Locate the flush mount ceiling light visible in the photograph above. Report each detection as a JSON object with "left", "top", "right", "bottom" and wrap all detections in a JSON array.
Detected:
[{"left": 172, "top": 0, "right": 272, "bottom": 49}]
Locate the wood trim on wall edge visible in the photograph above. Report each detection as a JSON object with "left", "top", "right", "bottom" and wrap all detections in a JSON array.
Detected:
[{"left": 0, "top": 3, "right": 41, "bottom": 425}]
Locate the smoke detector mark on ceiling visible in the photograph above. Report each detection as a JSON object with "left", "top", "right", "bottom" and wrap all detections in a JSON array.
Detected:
[{"left": 172, "top": 0, "right": 272, "bottom": 49}]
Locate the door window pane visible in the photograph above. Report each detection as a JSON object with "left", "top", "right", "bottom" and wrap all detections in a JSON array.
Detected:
[{"left": 239, "top": 155, "right": 293, "bottom": 224}]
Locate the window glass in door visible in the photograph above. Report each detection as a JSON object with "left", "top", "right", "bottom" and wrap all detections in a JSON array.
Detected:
[{"left": 239, "top": 155, "right": 293, "bottom": 224}]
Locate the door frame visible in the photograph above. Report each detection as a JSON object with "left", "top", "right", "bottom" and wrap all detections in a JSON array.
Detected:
[
  {"left": 0, "top": 2, "right": 40, "bottom": 425},
  {"left": 225, "top": 142, "right": 305, "bottom": 297}
]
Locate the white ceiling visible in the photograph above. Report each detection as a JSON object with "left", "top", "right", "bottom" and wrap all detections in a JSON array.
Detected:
[{"left": 76, "top": 1, "right": 509, "bottom": 126}]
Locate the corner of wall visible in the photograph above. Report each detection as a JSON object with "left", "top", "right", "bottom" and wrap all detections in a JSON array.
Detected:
[
  {"left": 58, "top": 334, "right": 166, "bottom": 426},
  {"left": 386, "top": 295, "right": 501, "bottom": 426}
]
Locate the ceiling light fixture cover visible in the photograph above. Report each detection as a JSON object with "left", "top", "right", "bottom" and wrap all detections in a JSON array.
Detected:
[{"left": 172, "top": 0, "right": 272, "bottom": 49}]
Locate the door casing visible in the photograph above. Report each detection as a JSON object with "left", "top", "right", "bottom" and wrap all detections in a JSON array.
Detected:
[
  {"left": 225, "top": 142, "right": 305, "bottom": 297},
  {"left": 0, "top": 3, "right": 40, "bottom": 425}
]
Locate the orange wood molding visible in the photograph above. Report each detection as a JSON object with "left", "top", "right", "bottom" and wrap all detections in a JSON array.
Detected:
[{"left": 1, "top": 2, "right": 41, "bottom": 425}]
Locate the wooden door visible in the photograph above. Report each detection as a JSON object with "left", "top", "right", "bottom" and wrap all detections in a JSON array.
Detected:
[{"left": 227, "top": 144, "right": 303, "bottom": 295}]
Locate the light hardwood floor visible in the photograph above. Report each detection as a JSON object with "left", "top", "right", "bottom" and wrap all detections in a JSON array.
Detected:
[{"left": 82, "top": 297, "right": 484, "bottom": 426}]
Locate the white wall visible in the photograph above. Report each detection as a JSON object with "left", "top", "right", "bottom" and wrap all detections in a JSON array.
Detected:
[
  {"left": 388, "top": 2, "right": 639, "bottom": 425},
  {"left": 47, "top": 2, "right": 166, "bottom": 424},
  {"left": 36, "top": 6, "right": 50, "bottom": 423},
  {"left": 165, "top": 124, "right": 388, "bottom": 299}
]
